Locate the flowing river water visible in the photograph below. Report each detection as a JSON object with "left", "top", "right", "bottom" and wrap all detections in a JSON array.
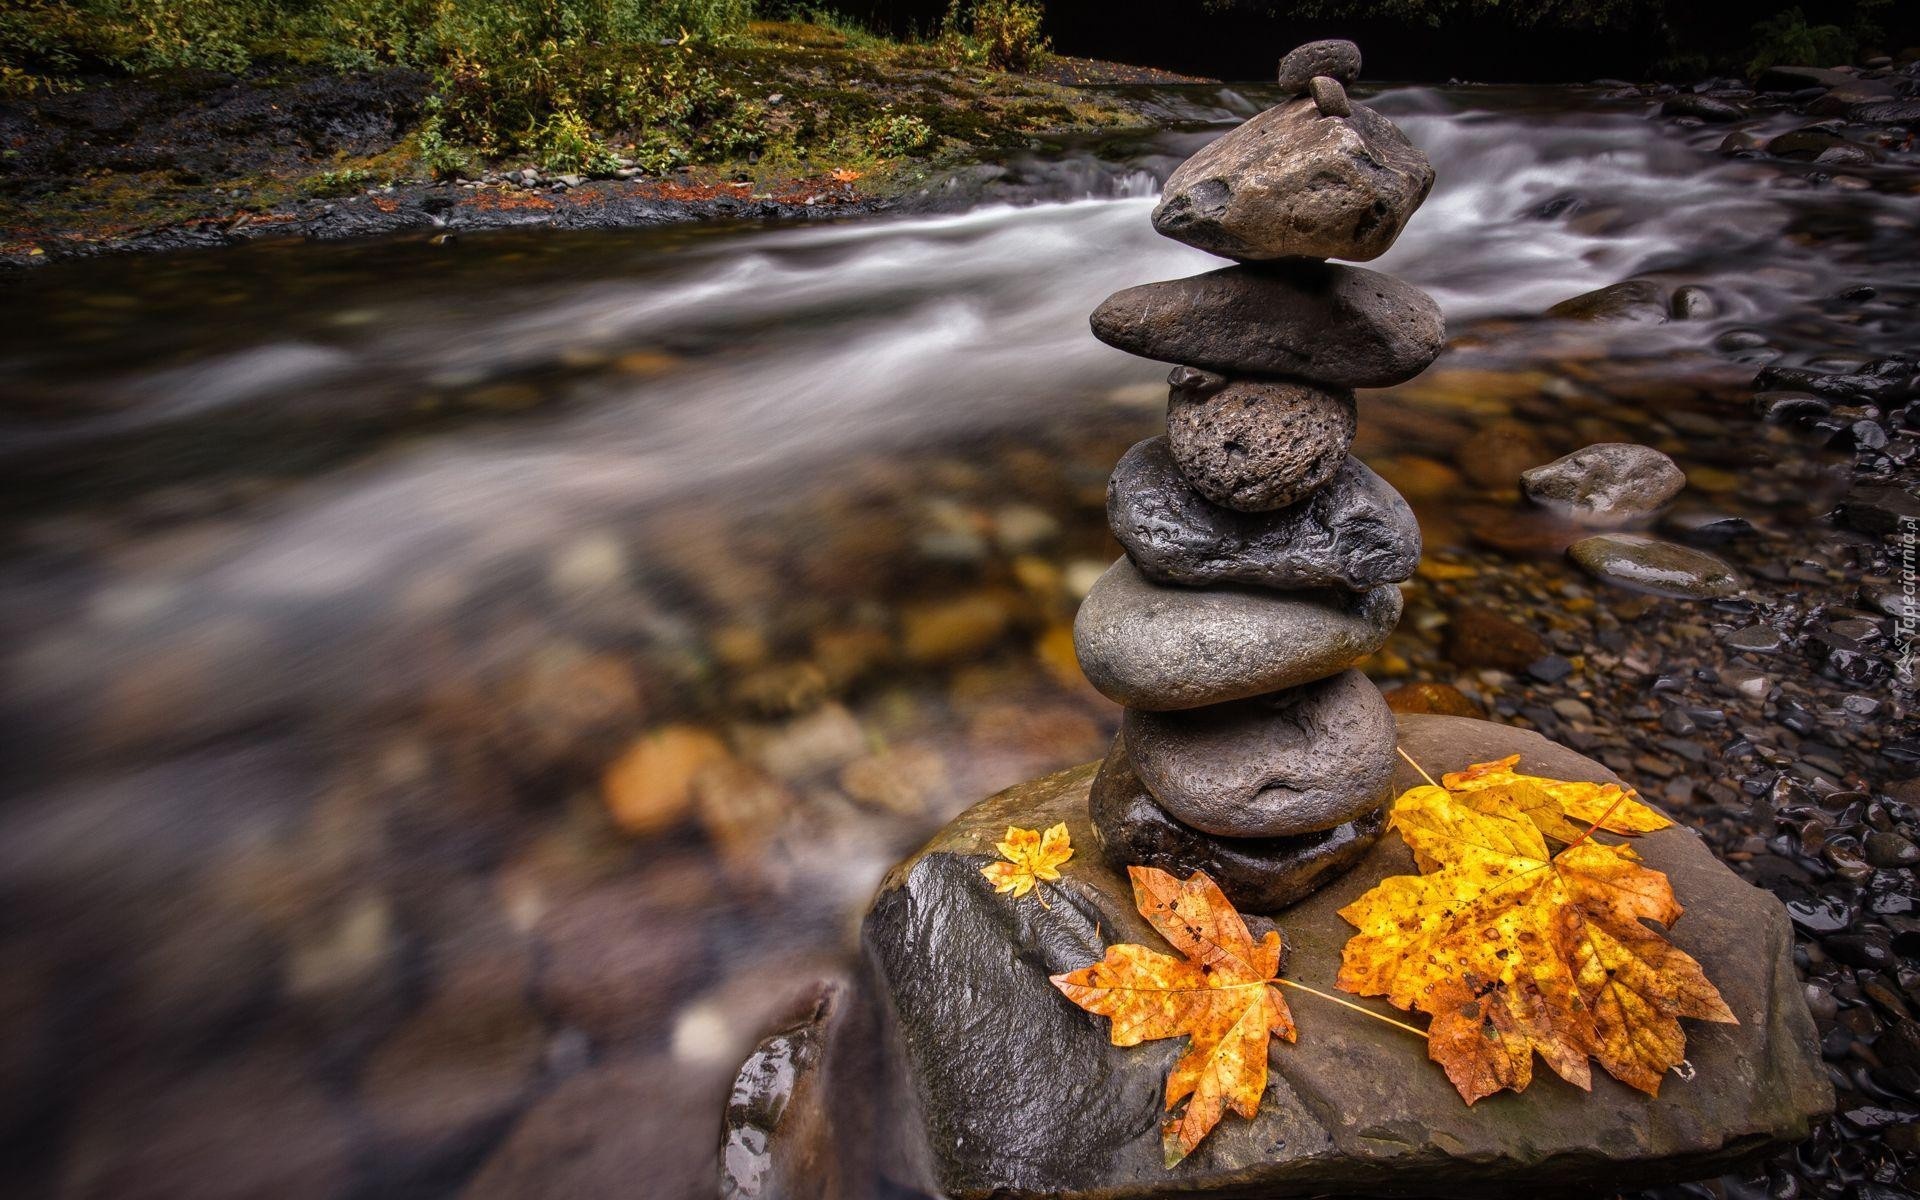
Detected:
[{"left": 2, "top": 83, "right": 1916, "bottom": 1198}]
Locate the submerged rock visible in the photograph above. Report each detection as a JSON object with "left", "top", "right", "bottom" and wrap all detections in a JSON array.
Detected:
[
  {"left": 719, "top": 980, "right": 872, "bottom": 1200},
  {"left": 1122, "top": 670, "right": 1396, "bottom": 838},
  {"left": 1152, "top": 98, "right": 1434, "bottom": 263},
  {"left": 1090, "top": 263, "right": 1445, "bottom": 388},
  {"left": 861, "top": 715, "right": 1832, "bottom": 1200},
  {"left": 1521, "top": 442, "right": 1687, "bottom": 527},
  {"left": 1568, "top": 533, "right": 1744, "bottom": 599},
  {"left": 1547, "top": 280, "right": 1669, "bottom": 323},
  {"left": 1108, "top": 439, "right": 1420, "bottom": 592},
  {"left": 1089, "top": 736, "right": 1386, "bottom": 914},
  {"left": 1165, "top": 378, "right": 1356, "bottom": 512},
  {"left": 1072, "top": 558, "right": 1401, "bottom": 711}
]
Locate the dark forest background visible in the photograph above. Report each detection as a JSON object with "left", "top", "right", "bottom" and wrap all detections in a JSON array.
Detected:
[{"left": 835, "top": 0, "right": 1917, "bottom": 80}]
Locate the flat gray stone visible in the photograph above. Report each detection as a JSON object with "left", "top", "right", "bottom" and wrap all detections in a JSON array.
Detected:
[
  {"left": 1090, "top": 263, "right": 1445, "bottom": 388},
  {"left": 1521, "top": 442, "right": 1687, "bottom": 528},
  {"left": 1089, "top": 735, "right": 1387, "bottom": 914},
  {"left": 1166, "top": 379, "right": 1355, "bottom": 512},
  {"left": 1276, "top": 39, "right": 1361, "bottom": 94},
  {"left": 1153, "top": 99, "right": 1433, "bottom": 263},
  {"left": 1123, "top": 670, "right": 1396, "bottom": 838},
  {"left": 1569, "top": 533, "right": 1745, "bottom": 599},
  {"left": 1110, "top": 438, "right": 1420, "bottom": 592},
  {"left": 861, "top": 714, "right": 1832, "bottom": 1200},
  {"left": 1073, "top": 557, "right": 1401, "bottom": 711}
]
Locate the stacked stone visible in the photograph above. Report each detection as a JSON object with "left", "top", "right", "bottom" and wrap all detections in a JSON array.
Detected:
[{"left": 1073, "top": 40, "right": 1442, "bottom": 913}]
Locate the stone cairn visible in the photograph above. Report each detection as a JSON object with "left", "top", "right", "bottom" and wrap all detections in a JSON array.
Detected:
[{"left": 1072, "top": 39, "right": 1444, "bottom": 912}]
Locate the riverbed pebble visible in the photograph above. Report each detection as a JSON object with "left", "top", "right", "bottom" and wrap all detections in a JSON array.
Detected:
[{"left": 1521, "top": 442, "right": 1688, "bottom": 527}]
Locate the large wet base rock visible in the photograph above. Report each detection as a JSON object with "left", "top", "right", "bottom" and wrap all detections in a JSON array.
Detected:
[{"left": 861, "top": 714, "right": 1831, "bottom": 1200}]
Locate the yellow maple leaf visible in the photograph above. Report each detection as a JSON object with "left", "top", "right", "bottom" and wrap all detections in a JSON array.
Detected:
[
  {"left": 980, "top": 822, "right": 1072, "bottom": 898},
  {"left": 1337, "top": 781, "right": 1736, "bottom": 1104},
  {"left": 1051, "top": 867, "right": 1296, "bottom": 1166},
  {"left": 1440, "top": 754, "right": 1670, "bottom": 841}
]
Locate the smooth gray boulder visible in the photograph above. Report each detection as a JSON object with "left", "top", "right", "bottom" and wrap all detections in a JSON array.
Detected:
[
  {"left": 1152, "top": 99, "right": 1433, "bottom": 263},
  {"left": 1123, "top": 670, "right": 1396, "bottom": 838},
  {"left": 1276, "top": 39, "right": 1361, "bottom": 94},
  {"left": 1072, "top": 558, "right": 1401, "bottom": 710},
  {"left": 1090, "top": 263, "right": 1445, "bottom": 388},
  {"left": 1569, "top": 533, "right": 1744, "bottom": 599},
  {"left": 861, "top": 714, "right": 1832, "bottom": 1200},
  {"left": 1089, "top": 736, "right": 1387, "bottom": 914},
  {"left": 1166, "top": 379, "right": 1355, "bottom": 512},
  {"left": 1110, "top": 439, "right": 1420, "bottom": 592},
  {"left": 1521, "top": 442, "right": 1687, "bottom": 528}
]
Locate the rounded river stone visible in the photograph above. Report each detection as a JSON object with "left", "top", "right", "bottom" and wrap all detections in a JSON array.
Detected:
[
  {"left": 1166, "top": 378, "right": 1355, "bottom": 512},
  {"left": 1309, "top": 75, "right": 1352, "bottom": 118},
  {"left": 1072, "top": 557, "right": 1402, "bottom": 711},
  {"left": 1568, "top": 533, "right": 1745, "bottom": 599},
  {"left": 1521, "top": 442, "right": 1686, "bottom": 528},
  {"left": 1089, "top": 262, "right": 1444, "bottom": 388},
  {"left": 1089, "top": 736, "right": 1387, "bottom": 914},
  {"left": 1109, "top": 437, "right": 1420, "bottom": 591},
  {"left": 1152, "top": 98, "right": 1433, "bottom": 262},
  {"left": 1276, "top": 38, "right": 1362, "bottom": 94},
  {"left": 1122, "top": 669, "right": 1397, "bottom": 837}
]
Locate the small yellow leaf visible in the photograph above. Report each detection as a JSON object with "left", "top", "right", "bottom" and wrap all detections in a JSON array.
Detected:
[{"left": 980, "top": 821, "right": 1073, "bottom": 898}]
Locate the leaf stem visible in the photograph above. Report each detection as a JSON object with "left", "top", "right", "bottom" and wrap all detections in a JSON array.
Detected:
[
  {"left": 1397, "top": 746, "right": 1440, "bottom": 789},
  {"left": 1272, "top": 979, "right": 1430, "bottom": 1040},
  {"left": 1563, "top": 788, "right": 1630, "bottom": 851}
]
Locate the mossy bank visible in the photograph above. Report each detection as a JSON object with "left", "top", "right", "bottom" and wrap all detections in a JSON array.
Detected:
[{"left": 0, "top": 15, "right": 1198, "bottom": 264}]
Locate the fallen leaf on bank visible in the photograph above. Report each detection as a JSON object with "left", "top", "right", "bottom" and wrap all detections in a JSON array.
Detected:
[
  {"left": 980, "top": 822, "right": 1072, "bottom": 898},
  {"left": 1338, "top": 774, "right": 1735, "bottom": 1104},
  {"left": 1051, "top": 867, "right": 1295, "bottom": 1166}
]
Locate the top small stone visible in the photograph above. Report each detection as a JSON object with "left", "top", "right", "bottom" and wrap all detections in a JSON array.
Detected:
[{"left": 1277, "top": 39, "right": 1361, "bottom": 95}]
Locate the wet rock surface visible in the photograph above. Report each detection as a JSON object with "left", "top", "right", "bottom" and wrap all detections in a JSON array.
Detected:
[
  {"left": 1089, "top": 736, "right": 1387, "bottom": 914},
  {"left": 1522, "top": 442, "right": 1688, "bottom": 527},
  {"left": 1122, "top": 670, "right": 1396, "bottom": 837},
  {"left": 1090, "top": 262, "right": 1446, "bottom": 388},
  {"left": 1109, "top": 440, "right": 1420, "bottom": 592},
  {"left": 1073, "top": 558, "right": 1402, "bottom": 710},
  {"left": 1165, "top": 378, "right": 1356, "bottom": 512},
  {"left": 1153, "top": 98, "right": 1434, "bottom": 262},
  {"left": 861, "top": 715, "right": 1832, "bottom": 1200},
  {"left": 1570, "top": 533, "right": 1746, "bottom": 599}
]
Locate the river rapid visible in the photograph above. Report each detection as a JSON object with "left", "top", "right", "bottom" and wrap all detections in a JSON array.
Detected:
[{"left": 1, "top": 83, "right": 1915, "bottom": 1198}]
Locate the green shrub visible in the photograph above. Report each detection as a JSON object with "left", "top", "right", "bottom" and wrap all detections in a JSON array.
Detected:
[
  {"left": 868, "top": 109, "right": 937, "bottom": 156},
  {"left": 1744, "top": 7, "right": 1857, "bottom": 74},
  {"left": 939, "top": 0, "right": 1048, "bottom": 72}
]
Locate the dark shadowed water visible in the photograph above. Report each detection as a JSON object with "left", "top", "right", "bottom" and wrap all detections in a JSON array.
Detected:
[{"left": 1, "top": 84, "right": 1916, "bottom": 1199}]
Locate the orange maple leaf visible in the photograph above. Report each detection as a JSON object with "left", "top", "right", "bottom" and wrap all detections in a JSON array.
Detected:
[
  {"left": 1337, "top": 776, "right": 1736, "bottom": 1104},
  {"left": 1050, "top": 867, "right": 1296, "bottom": 1166}
]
